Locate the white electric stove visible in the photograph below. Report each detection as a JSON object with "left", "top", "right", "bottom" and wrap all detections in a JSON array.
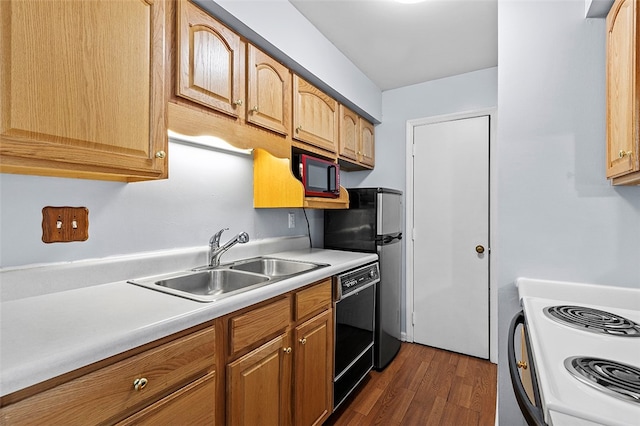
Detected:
[{"left": 512, "top": 278, "right": 640, "bottom": 426}]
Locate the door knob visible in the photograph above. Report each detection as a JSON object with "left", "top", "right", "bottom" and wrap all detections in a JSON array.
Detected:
[{"left": 475, "top": 245, "right": 485, "bottom": 254}]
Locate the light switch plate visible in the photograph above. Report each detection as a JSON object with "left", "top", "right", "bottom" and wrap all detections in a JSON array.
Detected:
[{"left": 42, "top": 206, "right": 89, "bottom": 243}]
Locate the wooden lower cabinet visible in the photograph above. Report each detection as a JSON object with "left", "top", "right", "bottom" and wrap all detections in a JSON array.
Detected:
[
  {"left": 293, "top": 309, "right": 333, "bottom": 426},
  {"left": 227, "top": 333, "right": 292, "bottom": 426},
  {"left": 117, "top": 372, "right": 217, "bottom": 425},
  {"left": 0, "top": 324, "right": 218, "bottom": 425},
  {"left": 1, "top": 280, "right": 335, "bottom": 426},
  {"left": 225, "top": 279, "right": 334, "bottom": 426}
]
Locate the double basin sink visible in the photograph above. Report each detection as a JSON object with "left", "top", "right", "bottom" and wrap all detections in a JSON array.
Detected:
[{"left": 128, "top": 257, "right": 327, "bottom": 302}]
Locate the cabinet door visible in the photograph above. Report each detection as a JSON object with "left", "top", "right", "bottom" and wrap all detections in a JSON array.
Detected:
[
  {"left": 117, "top": 372, "right": 217, "bottom": 426},
  {"left": 293, "top": 309, "right": 333, "bottom": 426},
  {"left": 176, "top": 0, "right": 245, "bottom": 119},
  {"left": 606, "top": 0, "right": 638, "bottom": 178},
  {"left": 247, "top": 44, "right": 291, "bottom": 136},
  {"left": 293, "top": 76, "right": 339, "bottom": 153},
  {"left": 359, "top": 119, "right": 376, "bottom": 168},
  {"left": 227, "top": 333, "right": 292, "bottom": 426},
  {"left": 0, "top": 0, "right": 167, "bottom": 181},
  {"left": 339, "top": 105, "right": 359, "bottom": 162}
]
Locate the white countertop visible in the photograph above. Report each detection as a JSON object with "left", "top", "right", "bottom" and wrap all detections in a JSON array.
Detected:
[{"left": 0, "top": 248, "right": 377, "bottom": 397}]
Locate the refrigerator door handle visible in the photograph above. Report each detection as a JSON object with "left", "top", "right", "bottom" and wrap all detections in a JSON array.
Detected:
[{"left": 380, "top": 233, "right": 403, "bottom": 244}]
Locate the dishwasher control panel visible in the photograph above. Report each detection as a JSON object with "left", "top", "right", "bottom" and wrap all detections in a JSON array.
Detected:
[{"left": 335, "top": 262, "right": 379, "bottom": 300}]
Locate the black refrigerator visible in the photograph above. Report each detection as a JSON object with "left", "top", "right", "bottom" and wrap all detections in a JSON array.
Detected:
[{"left": 324, "top": 187, "right": 402, "bottom": 370}]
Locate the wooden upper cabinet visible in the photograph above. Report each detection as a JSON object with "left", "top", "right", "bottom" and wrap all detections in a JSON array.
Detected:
[
  {"left": 293, "top": 76, "right": 339, "bottom": 153},
  {"left": 0, "top": 0, "right": 167, "bottom": 182},
  {"left": 606, "top": 0, "right": 640, "bottom": 185},
  {"left": 339, "top": 105, "right": 359, "bottom": 162},
  {"left": 247, "top": 44, "right": 291, "bottom": 136},
  {"left": 359, "top": 119, "right": 375, "bottom": 168},
  {"left": 338, "top": 105, "right": 375, "bottom": 170},
  {"left": 176, "top": 0, "right": 245, "bottom": 120}
]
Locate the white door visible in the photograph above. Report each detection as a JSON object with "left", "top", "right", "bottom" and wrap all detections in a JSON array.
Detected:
[{"left": 412, "top": 115, "right": 489, "bottom": 359}]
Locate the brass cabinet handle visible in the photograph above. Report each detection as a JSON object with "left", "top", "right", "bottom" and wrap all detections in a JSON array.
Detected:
[
  {"left": 619, "top": 150, "right": 633, "bottom": 158},
  {"left": 475, "top": 245, "right": 485, "bottom": 254},
  {"left": 517, "top": 361, "right": 528, "bottom": 370},
  {"left": 233, "top": 99, "right": 243, "bottom": 106},
  {"left": 155, "top": 151, "right": 166, "bottom": 159},
  {"left": 133, "top": 377, "right": 148, "bottom": 391},
  {"left": 283, "top": 347, "right": 292, "bottom": 354},
  {"left": 250, "top": 105, "right": 259, "bottom": 113},
  {"left": 299, "top": 337, "right": 307, "bottom": 345},
  {"left": 296, "top": 125, "right": 302, "bottom": 133}
]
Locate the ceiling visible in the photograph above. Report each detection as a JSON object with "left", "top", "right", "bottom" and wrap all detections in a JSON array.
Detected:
[{"left": 288, "top": 0, "right": 498, "bottom": 91}]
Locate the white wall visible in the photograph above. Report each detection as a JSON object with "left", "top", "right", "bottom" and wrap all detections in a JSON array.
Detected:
[
  {"left": 497, "top": 1, "right": 640, "bottom": 424},
  {"left": 0, "top": 141, "right": 323, "bottom": 268}
]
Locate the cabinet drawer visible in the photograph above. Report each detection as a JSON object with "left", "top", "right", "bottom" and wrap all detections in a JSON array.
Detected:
[
  {"left": 295, "top": 279, "right": 332, "bottom": 321},
  {"left": 117, "top": 371, "right": 217, "bottom": 425},
  {"left": 0, "top": 326, "right": 216, "bottom": 425},
  {"left": 229, "top": 297, "right": 290, "bottom": 356}
]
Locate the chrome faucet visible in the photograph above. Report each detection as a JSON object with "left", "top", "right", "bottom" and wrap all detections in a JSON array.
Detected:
[{"left": 209, "top": 228, "right": 249, "bottom": 267}]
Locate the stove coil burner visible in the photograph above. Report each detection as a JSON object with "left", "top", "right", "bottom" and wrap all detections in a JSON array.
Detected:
[
  {"left": 565, "top": 357, "right": 640, "bottom": 404},
  {"left": 544, "top": 305, "right": 640, "bottom": 337}
]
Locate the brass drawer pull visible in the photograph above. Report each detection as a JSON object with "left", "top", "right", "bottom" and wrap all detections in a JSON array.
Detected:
[
  {"left": 299, "top": 337, "right": 307, "bottom": 345},
  {"left": 133, "top": 377, "right": 148, "bottom": 391}
]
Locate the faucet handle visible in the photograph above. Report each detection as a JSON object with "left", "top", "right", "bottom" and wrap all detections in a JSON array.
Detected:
[
  {"left": 210, "top": 228, "right": 229, "bottom": 247},
  {"left": 238, "top": 232, "right": 249, "bottom": 244}
]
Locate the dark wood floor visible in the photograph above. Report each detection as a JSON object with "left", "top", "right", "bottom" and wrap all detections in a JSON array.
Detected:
[{"left": 325, "top": 343, "right": 497, "bottom": 426}]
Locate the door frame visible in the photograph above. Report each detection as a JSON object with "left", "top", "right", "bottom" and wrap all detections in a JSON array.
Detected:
[{"left": 404, "top": 108, "right": 498, "bottom": 363}]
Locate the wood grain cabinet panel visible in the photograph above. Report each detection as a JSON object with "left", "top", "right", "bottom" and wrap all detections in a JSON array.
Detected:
[
  {"left": 229, "top": 297, "right": 291, "bottom": 357},
  {"left": 0, "top": 325, "right": 217, "bottom": 425},
  {"left": 0, "top": 0, "right": 167, "bottom": 182},
  {"left": 295, "top": 279, "right": 332, "bottom": 321},
  {"left": 117, "top": 372, "right": 217, "bottom": 426},
  {"left": 606, "top": 0, "right": 640, "bottom": 185},
  {"left": 176, "top": 0, "right": 245, "bottom": 119},
  {"left": 247, "top": 44, "right": 292, "bottom": 136},
  {"left": 227, "top": 333, "right": 292, "bottom": 426},
  {"left": 359, "top": 119, "right": 376, "bottom": 168},
  {"left": 293, "top": 75, "right": 339, "bottom": 154},
  {"left": 339, "top": 105, "right": 359, "bottom": 162},
  {"left": 293, "top": 309, "right": 333, "bottom": 426},
  {"left": 338, "top": 105, "right": 375, "bottom": 170}
]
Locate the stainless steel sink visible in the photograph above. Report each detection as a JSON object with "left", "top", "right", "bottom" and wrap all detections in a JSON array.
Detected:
[
  {"left": 227, "top": 257, "right": 324, "bottom": 277},
  {"left": 128, "top": 269, "right": 270, "bottom": 302},
  {"left": 128, "top": 257, "right": 327, "bottom": 302}
]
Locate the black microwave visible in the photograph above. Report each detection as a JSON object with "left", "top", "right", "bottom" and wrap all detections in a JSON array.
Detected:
[{"left": 293, "top": 154, "right": 340, "bottom": 198}]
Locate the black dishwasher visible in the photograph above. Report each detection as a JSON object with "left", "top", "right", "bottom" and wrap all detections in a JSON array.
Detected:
[{"left": 333, "top": 262, "right": 379, "bottom": 410}]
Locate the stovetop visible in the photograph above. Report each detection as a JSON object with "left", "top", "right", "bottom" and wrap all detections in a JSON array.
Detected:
[
  {"left": 517, "top": 278, "right": 640, "bottom": 426},
  {"left": 544, "top": 305, "right": 640, "bottom": 337}
]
